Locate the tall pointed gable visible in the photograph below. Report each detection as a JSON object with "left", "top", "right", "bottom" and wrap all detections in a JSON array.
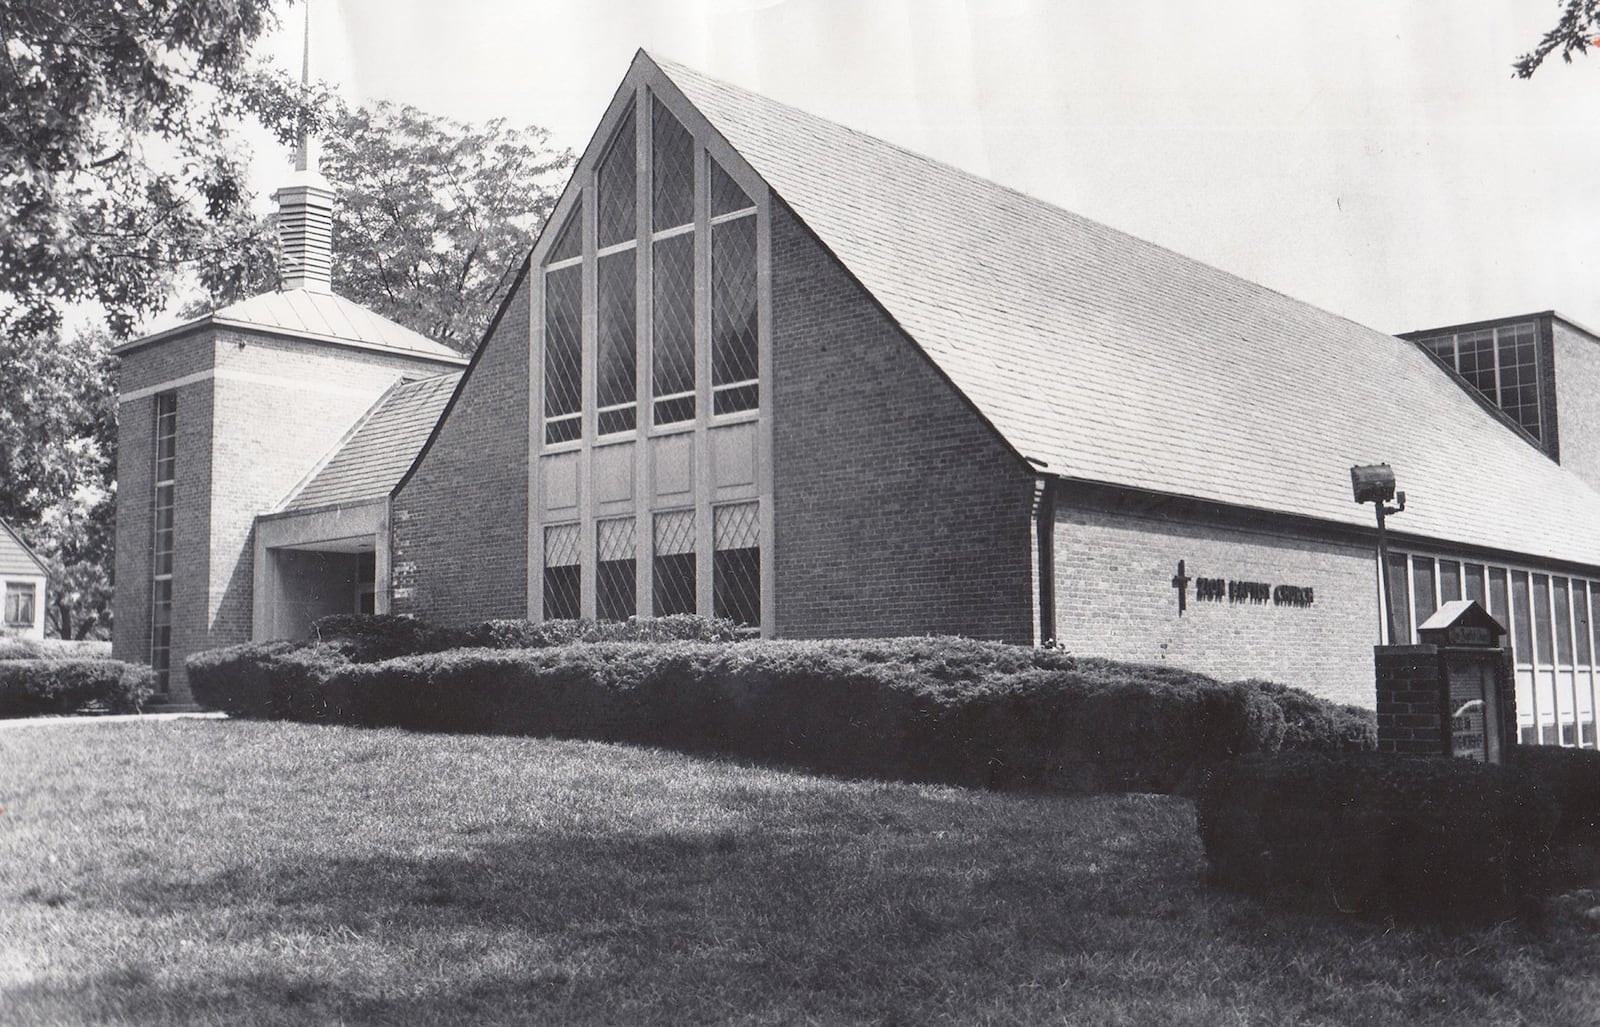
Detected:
[{"left": 644, "top": 53, "right": 1600, "bottom": 570}]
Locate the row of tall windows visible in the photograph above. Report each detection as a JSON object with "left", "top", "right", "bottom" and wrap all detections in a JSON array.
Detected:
[
  {"left": 1389, "top": 551, "right": 1599, "bottom": 748},
  {"left": 1415, "top": 321, "right": 1542, "bottom": 441},
  {"left": 541, "top": 96, "right": 759, "bottom": 447},
  {"left": 150, "top": 392, "right": 177, "bottom": 692},
  {"left": 541, "top": 502, "right": 761, "bottom": 627}
]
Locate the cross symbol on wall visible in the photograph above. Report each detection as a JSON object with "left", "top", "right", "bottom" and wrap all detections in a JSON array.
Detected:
[{"left": 1171, "top": 560, "right": 1191, "bottom": 616}]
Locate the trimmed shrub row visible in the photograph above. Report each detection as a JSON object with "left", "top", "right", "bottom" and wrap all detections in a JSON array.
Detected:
[
  {"left": 0, "top": 659, "right": 155, "bottom": 718},
  {"left": 306, "top": 613, "right": 755, "bottom": 663},
  {"left": 1196, "top": 750, "right": 1600, "bottom": 923},
  {"left": 0, "top": 637, "right": 115, "bottom": 662},
  {"left": 190, "top": 636, "right": 1293, "bottom": 794}
]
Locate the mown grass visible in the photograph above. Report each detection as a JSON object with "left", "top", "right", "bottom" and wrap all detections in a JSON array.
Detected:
[{"left": 1, "top": 721, "right": 1597, "bottom": 1026}]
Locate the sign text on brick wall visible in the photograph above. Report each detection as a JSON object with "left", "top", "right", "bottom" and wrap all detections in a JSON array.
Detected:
[{"left": 1174, "top": 562, "right": 1315, "bottom": 614}]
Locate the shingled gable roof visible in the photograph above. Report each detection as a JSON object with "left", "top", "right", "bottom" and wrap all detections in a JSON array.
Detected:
[
  {"left": 115, "top": 288, "right": 468, "bottom": 366},
  {"left": 280, "top": 373, "right": 460, "bottom": 512},
  {"left": 641, "top": 52, "right": 1600, "bottom": 570},
  {"left": 0, "top": 519, "right": 49, "bottom": 578}
]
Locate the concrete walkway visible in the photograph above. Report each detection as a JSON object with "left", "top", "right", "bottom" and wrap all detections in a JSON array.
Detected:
[{"left": 0, "top": 711, "right": 226, "bottom": 730}]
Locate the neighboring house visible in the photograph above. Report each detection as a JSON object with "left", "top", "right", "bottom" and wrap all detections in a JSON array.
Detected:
[
  {"left": 0, "top": 520, "right": 49, "bottom": 640},
  {"left": 113, "top": 51, "right": 1600, "bottom": 752}
]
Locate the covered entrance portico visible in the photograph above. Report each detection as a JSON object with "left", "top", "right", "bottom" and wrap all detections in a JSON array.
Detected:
[{"left": 253, "top": 500, "right": 388, "bottom": 641}]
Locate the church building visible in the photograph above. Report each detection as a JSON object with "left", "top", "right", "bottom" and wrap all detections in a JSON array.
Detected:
[{"left": 114, "top": 52, "right": 1600, "bottom": 750}]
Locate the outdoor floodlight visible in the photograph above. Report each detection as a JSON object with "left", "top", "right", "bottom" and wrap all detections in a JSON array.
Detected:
[{"left": 1351, "top": 464, "right": 1396, "bottom": 506}]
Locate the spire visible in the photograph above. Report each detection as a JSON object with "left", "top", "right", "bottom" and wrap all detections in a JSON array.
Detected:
[{"left": 275, "top": 0, "right": 334, "bottom": 293}]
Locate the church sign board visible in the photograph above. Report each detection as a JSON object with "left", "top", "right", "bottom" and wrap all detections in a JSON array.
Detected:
[{"left": 1170, "top": 561, "right": 1315, "bottom": 616}]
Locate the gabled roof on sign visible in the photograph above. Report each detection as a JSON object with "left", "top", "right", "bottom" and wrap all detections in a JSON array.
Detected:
[
  {"left": 115, "top": 289, "right": 469, "bottom": 366},
  {"left": 645, "top": 52, "right": 1600, "bottom": 570},
  {"left": 281, "top": 373, "right": 460, "bottom": 512}
]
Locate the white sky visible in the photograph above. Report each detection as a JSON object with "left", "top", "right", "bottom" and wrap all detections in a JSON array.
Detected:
[{"left": 253, "top": 0, "right": 1600, "bottom": 336}]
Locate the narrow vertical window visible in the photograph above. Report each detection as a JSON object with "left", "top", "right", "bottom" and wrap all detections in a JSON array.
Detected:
[
  {"left": 1410, "top": 556, "right": 1436, "bottom": 629},
  {"left": 1384, "top": 551, "right": 1410, "bottom": 643},
  {"left": 710, "top": 167, "right": 758, "bottom": 415},
  {"left": 1512, "top": 571, "right": 1533, "bottom": 663},
  {"left": 596, "top": 518, "right": 636, "bottom": 621},
  {"left": 1438, "top": 560, "right": 1461, "bottom": 604},
  {"left": 543, "top": 210, "right": 584, "bottom": 445},
  {"left": 653, "top": 510, "right": 696, "bottom": 616},
  {"left": 543, "top": 524, "right": 581, "bottom": 620},
  {"left": 713, "top": 502, "right": 760, "bottom": 628},
  {"left": 150, "top": 391, "right": 177, "bottom": 692},
  {"left": 652, "top": 97, "right": 693, "bottom": 232},
  {"left": 597, "top": 106, "right": 636, "bottom": 249},
  {"left": 1533, "top": 574, "right": 1554, "bottom": 663},
  {"left": 597, "top": 249, "right": 637, "bottom": 435},
  {"left": 652, "top": 232, "right": 696, "bottom": 424}
]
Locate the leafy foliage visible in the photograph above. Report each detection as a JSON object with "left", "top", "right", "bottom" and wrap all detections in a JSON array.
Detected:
[
  {"left": 0, "top": 657, "right": 154, "bottom": 716},
  {"left": 1514, "top": 0, "right": 1600, "bottom": 77},
  {"left": 0, "top": 328, "right": 118, "bottom": 638},
  {"left": 1197, "top": 752, "right": 1561, "bottom": 923},
  {"left": 0, "top": 0, "right": 322, "bottom": 338},
  {"left": 188, "top": 635, "right": 1309, "bottom": 795}
]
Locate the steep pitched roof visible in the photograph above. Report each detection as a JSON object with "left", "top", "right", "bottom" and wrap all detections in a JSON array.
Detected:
[
  {"left": 116, "top": 289, "right": 468, "bottom": 366},
  {"left": 0, "top": 519, "right": 49, "bottom": 578},
  {"left": 649, "top": 53, "right": 1600, "bottom": 570},
  {"left": 282, "top": 373, "right": 460, "bottom": 512}
]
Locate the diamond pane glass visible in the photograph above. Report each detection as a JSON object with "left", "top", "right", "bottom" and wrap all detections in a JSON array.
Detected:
[
  {"left": 544, "top": 265, "right": 583, "bottom": 440},
  {"left": 544, "top": 523, "right": 580, "bottom": 567},
  {"left": 710, "top": 157, "right": 753, "bottom": 216},
  {"left": 714, "top": 502, "right": 759, "bottom": 550},
  {"left": 598, "top": 107, "right": 637, "bottom": 248},
  {"left": 654, "top": 554, "right": 696, "bottom": 616},
  {"left": 544, "top": 566, "right": 580, "bottom": 621},
  {"left": 598, "top": 559, "right": 636, "bottom": 621},
  {"left": 712, "top": 215, "right": 758, "bottom": 402},
  {"left": 598, "top": 518, "right": 637, "bottom": 562},
  {"left": 654, "top": 509, "right": 695, "bottom": 555},
  {"left": 652, "top": 231, "right": 696, "bottom": 422},
  {"left": 597, "top": 250, "right": 636, "bottom": 416},
  {"left": 652, "top": 97, "right": 694, "bottom": 232},
  {"left": 714, "top": 548, "right": 760, "bottom": 628},
  {"left": 547, "top": 202, "right": 582, "bottom": 263}
]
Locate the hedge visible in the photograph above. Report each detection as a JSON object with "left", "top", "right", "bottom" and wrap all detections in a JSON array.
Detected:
[
  {"left": 1241, "top": 680, "right": 1377, "bottom": 752},
  {"left": 0, "top": 659, "right": 156, "bottom": 718},
  {"left": 0, "top": 637, "right": 115, "bottom": 662},
  {"left": 1196, "top": 752, "right": 1564, "bottom": 923},
  {"left": 305, "top": 614, "right": 755, "bottom": 662},
  {"left": 189, "top": 637, "right": 1288, "bottom": 794}
]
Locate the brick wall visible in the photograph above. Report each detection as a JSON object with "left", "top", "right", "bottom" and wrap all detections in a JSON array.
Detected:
[
  {"left": 768, "top": 202, "right": 1038, "bottom": 642},
  {"left": 1553, "top": 318, "right": 1600, "bottom": 493},
  {"left": 391, "top": 273, "right": 531, "bottom": 626},
  {"left": 1053, "top": 490, "right": 1379, "bottom": 707},
  {"left": 1374, "top": 646, "right": 1447, "bottom": 754},
  {"left": 115, "top": 325, "right": 461, "bottom": 702}
]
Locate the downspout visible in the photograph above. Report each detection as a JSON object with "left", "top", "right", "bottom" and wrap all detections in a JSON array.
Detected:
[{"left": 1030, "top": 474, "right": 1056, "bottom": 646}]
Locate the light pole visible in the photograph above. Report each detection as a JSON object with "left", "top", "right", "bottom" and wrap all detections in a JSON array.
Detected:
[{"left": 1351, "top": 464, "right": 1407, "bottom": 645}]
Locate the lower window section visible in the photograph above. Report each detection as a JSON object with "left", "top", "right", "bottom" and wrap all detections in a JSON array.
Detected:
[
  {"left": 544, "top": 565, "right": 580, "bottom": 620},
  {"left": 653, "top": 553, "right": 696, "bottom": 616},
  {"left": 713, "top": 547, "right": 760, "bottom": 627},
  {"left": 597, "top": 559, "right": 636, "bottom": 621}
]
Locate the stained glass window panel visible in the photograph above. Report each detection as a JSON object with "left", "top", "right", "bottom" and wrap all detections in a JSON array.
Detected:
[
  {"left": 598, "top": 107, "right": 637, "bottom": 248},
  {"left": 710, "top": 157, "right": 753, "bottom": 216},
  {"left": 712, "top": 215, "right": 758, "bottom": 411},
  {"left": 713, "top": 503, "right": 760, "bottom": 628},
  {"left": 597, "top": 250, "right": 636, "bottom": 432},
  {"left": 653, "top": 510, "right": 696, "bottom": 617},
  {"left": 547, "top": 202, "right": 582, "bottom": 263},
  {"left": 652, "top": 231, "right": 696, "bottom": 423},
  {"left": 543, "top": 265, "right": 583, "bottom": 443},
  {"left": 652, "top": 97, "right": 694, "bottom": 232}
]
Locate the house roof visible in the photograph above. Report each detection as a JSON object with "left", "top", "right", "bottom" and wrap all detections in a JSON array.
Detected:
[
  {"left": 115, "top": 289, "right": 469, "bottom": 366},
  {"left": 650, "top": 53, "right": 1600, "bottom": 570},
  {"left": 282, "top": 373, "right": 460, "bottom": 512},
  {"left": 0, "top": 519, "right": 49, "bottom": 578}
]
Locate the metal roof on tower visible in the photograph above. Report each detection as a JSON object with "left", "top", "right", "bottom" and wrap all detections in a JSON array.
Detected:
[{"left": 643, "top": 51, "right": 1600, "bottom": 570}]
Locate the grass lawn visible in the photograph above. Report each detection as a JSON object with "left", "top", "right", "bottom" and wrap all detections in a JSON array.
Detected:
[{"left": 1, "top": 721, "right": 1597, "bottom": 1026}]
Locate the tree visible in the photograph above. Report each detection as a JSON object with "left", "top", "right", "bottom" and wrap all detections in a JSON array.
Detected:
[
  {"left": 0, "top": 328, "right": 117, "bottom": 638},
  {"left": 0, "top": 0, "right": 322, "bottom": 339},
  {"left": 1514, "top": 0, "right": 1600, "bottom": 77},
  {"left": 320, "top": 102, "right": 572, "bottom": 350},
  {"left": 191, "top": 102, "right": 572, "bottom": 351}
]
